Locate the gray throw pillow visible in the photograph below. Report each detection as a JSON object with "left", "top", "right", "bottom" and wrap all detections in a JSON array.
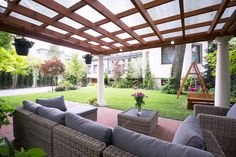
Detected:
[
  {"left": 172, "top": 115, "right": 204, "bottom": 149},
  {"left": 23, "top": 100, "right": 41, "bottom": 113},
  {"left": 37, "top": 106, "right": 65, "bottom": 124},
  {"left": 226, "top": 104, "right": 236, "bottom": 119},
  {"left": 65, "top": 112, "right": 112, "bottom": 145},
  {"left": 36, "top": 96, "right": 67, "bottom": 111},
  {"left": 113, "top": 127, "right": 213, "bottom": 157}
]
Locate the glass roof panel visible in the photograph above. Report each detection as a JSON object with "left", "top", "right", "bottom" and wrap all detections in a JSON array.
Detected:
[
  {"left": 54, "top": 0, "right": 80, "bottom": 8},
  {"left": 101, "top": 37, "right": 114, "bottom": 42},
  {"left": 113, "top": 43, "right": 123, "bottom": 47},
  {"left": 148, "top": 1, "right": 180, "bottom": 21},
  {"left": 84, "top": 29, "right": 101, "bottom": 37},
  {"left": 0, "top": 7, "right": 5, "bottom": 13},
  {"left": 127, "top": 40, "right": 140, "bottom": 44},
  {"left": 141, "top": 0, "right": 154, "bottom": 4},
  {"left": 20, "top": 0, "right": 58, "bottom": 18},
  {"left": 134, "top": 27, "right": 154, "bottom": 35},
  {"left": 222, "top": 6, "right": 236, "bottom": 18},
  {"left": 100, "top": 22, "right": 121, "bottom": 33},
  {"left": 163, "top": 31, "right": 182, "bottom": 38},
  {"left": 143, "top": 36, "right": 159, "bottom": 42},
  {"left": 10, "top": 12, "right": 43, "bottom": 26},
  {"left": 59, "top": 17, "right": 84, "bottom": 29},
  {"left": 46, "top": 25, "right": 68, "bottom": 34},
  {"left": 185, "top": 26, "right": 210, "bottom": 35},
  {"left": 75, "top": 5, "right": 105, "bottom": 23},
  {"left": 116, "top": 32, "right": 132, "bottom": 39},
  {"left": 184, "top": 0, "right": 221, "bottom": 12},
  {"left": 215, "top": 23, "right": 225, "bottom": 30},
  {"left": 71, "top": 35, "right": 86, "bottom": 41},
  {"left": 121, "top": 13, "right": 146, "bottom": 27},
  {"left": 89, "top": 41, "right": 99, "bottom": 45},
  {"left": 185, "top": 11, "right": 216, "bottom": 26},
  {"left": 156, "top": 20, "right": 182, "bottom": 31},
  {"left": 98, "top": 0, "right": 134, "bottom": 15},
  {"left": 101, "top": 46, "right": 110, "bottom": 49}
]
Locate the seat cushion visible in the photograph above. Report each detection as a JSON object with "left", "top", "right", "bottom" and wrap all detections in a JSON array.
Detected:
[
  {"left": 36, "top": 96, "right": 67, "bottom": 111},
  {"left": 226, "top": 104, "right": 236, "bottom": 119},
  {"left": 112, "top": 127, "right": 213, "bottom": 157},
  {"left": 172, "top": 115, "right": 204, "bottom": 149},
  {"left": 66, "top": 105, "right": 97, "bottom": 117},
  {"left": 37, "top": 106, "right": 65, "bottom": 124},
  {"left": 65, "top": 112, "right": 112, "bottom": 145},
  {"left": 23, "top": 100, "right": 41, "bottom": 113}
]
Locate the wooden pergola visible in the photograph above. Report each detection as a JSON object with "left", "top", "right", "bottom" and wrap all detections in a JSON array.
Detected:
[{"left": 0, "top": 0, "right": 236, "bottom": 55}]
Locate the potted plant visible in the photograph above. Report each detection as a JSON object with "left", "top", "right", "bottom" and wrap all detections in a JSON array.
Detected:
[
  {"left": 14, "top": 37, "right": 34, "bottom": 56},
  {"left": 83, "top": 54, "right": 93, "bottom": 64},
  {"left": 0, "top": 99, "right": 15, "bottom": 128}
]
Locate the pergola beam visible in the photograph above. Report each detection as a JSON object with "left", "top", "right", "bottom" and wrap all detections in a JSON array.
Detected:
[
  {"left": 221, "top": 10, "right": 236, "bottom": 35},
  {"left": 207, "top": 0, "right": 230, "bottom": 34},
  {"left": 179, "top": 0, "right": 185, "bottom": 37},
  {"left": 131, "top": 0, "right": 163, "bottom": 41}
]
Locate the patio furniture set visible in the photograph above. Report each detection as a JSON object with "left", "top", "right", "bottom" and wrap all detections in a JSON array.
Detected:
[{"left": 12, "top": 95, "right": 236, "bottom": 157}]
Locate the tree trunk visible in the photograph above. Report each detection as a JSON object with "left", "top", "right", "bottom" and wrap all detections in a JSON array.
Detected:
[
  {"left": 171, "top": 44, "right": 186, "bottom": 89},
  {"left": 12, "top": 74, "right": 18, "bottom": 88}
]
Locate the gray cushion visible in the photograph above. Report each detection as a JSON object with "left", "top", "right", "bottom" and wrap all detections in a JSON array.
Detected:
[
  {"left": 66, "top": 105, "right": 97, "bottom": 117},
  {"left": 65, "top": 112, "right": 112, "bottom": 145},
  {"left": 172, "top": 115, "right": 204, "bottom": 149},
  {"left": 113, "top": 127, "right": 213, "bottom": 157},
  {"left": 226, "top": 104, "right": 236, "bottom": 119},
  {"left": 36, "top": 96, "right": 67, "bottom": 111},
  {"left": 37, "top": 106, "right": 65, "bottom": 124},
  {"left": 23, "top": 100, "right": 41, "bottom": 113}
]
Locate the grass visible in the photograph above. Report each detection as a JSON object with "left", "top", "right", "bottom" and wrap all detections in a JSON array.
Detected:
[{"left": 0, "top": 86, "right": 192, "bottom": 120}]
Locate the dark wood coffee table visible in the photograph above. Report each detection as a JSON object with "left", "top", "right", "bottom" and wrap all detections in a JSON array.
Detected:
[{"left": 118, "top": 108, "right": 158, "bottom": 135}]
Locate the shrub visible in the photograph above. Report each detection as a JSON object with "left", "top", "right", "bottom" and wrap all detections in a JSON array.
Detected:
[
  {"left": 161, "top": 77, "right": 178, "bottom": 94},
  {"left": 67, "top": 85, "right": 78, "bottom": 90},
  {"left": 55, "top": 85, "right": 66, "bottom": 91},
  {"left": 88, "top": 98, "right": 98, "bottom": 106}
]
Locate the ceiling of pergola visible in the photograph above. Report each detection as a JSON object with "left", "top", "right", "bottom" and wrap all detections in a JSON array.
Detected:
[{"left": 0, "top": 0, "right": 236, "bottom": 55}]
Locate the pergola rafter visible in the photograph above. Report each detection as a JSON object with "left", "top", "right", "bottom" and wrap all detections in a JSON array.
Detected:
[
  {"left": 221, "top": 10, "right": 236, "bottom": 35},
  {"left": 179, "top": 0, "right": 185, "bottom": 37}
]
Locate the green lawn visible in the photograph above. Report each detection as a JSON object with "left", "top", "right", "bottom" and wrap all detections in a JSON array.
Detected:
[{"left": 0, "top": 87, "right": 192, "bottom": 120}]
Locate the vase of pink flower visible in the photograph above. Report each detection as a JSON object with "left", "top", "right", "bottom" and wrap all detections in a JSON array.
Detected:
[{"left": 131, "top": 92, "right": 146, "bottom": 116}]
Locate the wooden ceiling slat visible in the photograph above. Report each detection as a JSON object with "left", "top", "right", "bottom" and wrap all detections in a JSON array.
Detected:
[
  {"left": 4, "top": 0, "right": 21, "bottom": 16},
  {"left": 131, "top": 0, "right": 163, "bottom": 41},
  {"left": 179, "top": 0, "right": 185, "bottom": 37},
  {"left": 82, "top": 0, "right": 146, "bottom": 44},
  {"left": 221, "top": 10, "right": 236, "bottom": 35},
  {"left": 207, "top": 0, "right": 230, "bottom": 34},
  {"left": 33, "top": 0, "right": 130, "bottom": 47}
]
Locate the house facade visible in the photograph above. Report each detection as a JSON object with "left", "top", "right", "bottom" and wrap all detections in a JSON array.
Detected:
[{"left": 87, "top": 41, "right": 208, "bottom": 89}]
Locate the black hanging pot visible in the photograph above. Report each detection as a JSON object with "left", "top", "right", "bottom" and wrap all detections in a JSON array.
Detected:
[
  {"left": 14, "top": 38, "right": 34, "bottom": 56},
  {"left": 83, "top": 54, "right": 93, "bottom": 64}
]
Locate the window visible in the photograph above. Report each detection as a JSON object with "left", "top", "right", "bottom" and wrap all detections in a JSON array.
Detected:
[
  {"left": 87, "top": 65, "right": 91, "bottom": 74},
  {"left": 161, "top": 46, "right": 175, "bottom": 64},
  {"left": 93, "top": 65, "right": 98, "bottom": 74},
  {"left": 161, "top": 78, "right": 168, "bottom": 86},
  {"left": 192, "top": 44, "right": 202, "bottom": 63}
]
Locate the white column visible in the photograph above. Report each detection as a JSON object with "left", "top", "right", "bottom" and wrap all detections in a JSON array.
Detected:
[
  {"left": 97, "top": 55, "right": 106, "bottom": 106},
  {"left": 215, "top": 36, "right": 231, "bottom": 107}
]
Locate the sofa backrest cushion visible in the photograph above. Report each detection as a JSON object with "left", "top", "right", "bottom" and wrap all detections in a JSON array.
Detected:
[
  {"left": 65, "top": 112, "right": 112, "bottom": 145},
  {"left": 36, "top": 96, "right": 67, "bottom": 111},
  {"left": 37, "top": 106, "right": 65, "bottom": 124},
  {"left": 23, "top": 100, "right": 41, "bottom": 113},
  {"left": 172, "top": 115, "right": 204, "bottom": 149},
  {"left": 226, "top": 104, "right": 236, "bottom": 119},
  {"left": 113, "top": 127, "right": 213, "bottom": 157}
]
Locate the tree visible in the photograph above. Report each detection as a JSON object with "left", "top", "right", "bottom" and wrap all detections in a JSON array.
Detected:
[
  {"left": 112, "top": 60, "right": 123, "bottom": 81},
  {"left": 48, "top": 44, "right": 64, "bottom": 59},
  {"left": 143, "top": 62, "right": 154, "bottom": 89},
  {"left": 0, "top": 31, "right": 13, "bottom": 50},
  {"left": 40, "top": 59, "right": 65, "bottom": 91}
]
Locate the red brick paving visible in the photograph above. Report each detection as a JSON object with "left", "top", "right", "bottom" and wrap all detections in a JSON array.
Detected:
[{"left": 0, "top": 105, "right": 181, "bottom": 142}]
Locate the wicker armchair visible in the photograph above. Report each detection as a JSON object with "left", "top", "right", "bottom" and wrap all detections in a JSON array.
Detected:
[{"left": 194, "top": 105, "right": 236, "bottom": 157}]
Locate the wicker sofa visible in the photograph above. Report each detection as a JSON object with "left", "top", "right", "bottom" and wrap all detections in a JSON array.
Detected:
[{"left": 194, "top": 104, "right": 236, "bottom": 157}]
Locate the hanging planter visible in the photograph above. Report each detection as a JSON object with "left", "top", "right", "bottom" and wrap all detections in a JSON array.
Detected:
[
  {"left": 83, "top": 54, "right": 93, "bottom": 64},
  {"left": 14, "top": 37, "right": 34, "bottom": 56}
]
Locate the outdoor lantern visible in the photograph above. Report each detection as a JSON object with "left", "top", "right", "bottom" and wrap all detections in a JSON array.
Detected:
[
  {"left": 14, "top": 37, "right": 34, "bottom": 56},
  {"left": 83, "top": 54, "right": 93, "bottom": 64}
]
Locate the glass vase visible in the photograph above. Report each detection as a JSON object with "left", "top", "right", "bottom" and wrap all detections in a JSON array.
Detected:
[{"left": 136, "top": 105, "right": 142, "bottom": 117}]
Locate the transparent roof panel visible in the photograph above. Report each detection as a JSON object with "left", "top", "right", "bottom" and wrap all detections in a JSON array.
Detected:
[
  {"left": 98, "top": 0, "right": 134, "bottom": 15},
  {"left": 143, "top": 36, "right": 159, "bottom": 42},
  {"left": 71, "top": 35, "right": 86, "bottom": 41},
  {"left": 157, "top": 20, "right": 182, "bottom": 31},
  {"left": 113, "top": 43, "right": 123, "bottom": 47},
  {"left": 222, "top": 6, "right": 236, "bottom": 18},
  {"left": 141, "top": 0, "right": 154, "bottom": 4},
  {"left": 185, "top": 11, "right": 216, "bottom": 26},
  {"left": 134, "top": 27, "right": 154, "bottom": 35},
  {"left": 215, "top": 23, "right": 225, "bottom": 30},
  {"left": 0, "top": 7, "right": 5, "bottom": 13},
  {"left": 127, "top": 40, "right": 140, "bottom": 44},
  {"left": 75, "top": 5, "right": 105, "bottom": 23},
  {"left": 101, "top": 46, "right": 110, "bottom": 49},
  {"left": 101, "top": 37, "right": 114, "bottom": 42},
  {"left": 54, "top": 0, "right": 80, "bottom": 8},
  {"left": 100, "top": 22, "right": 121, "bottom": 33},
  {"left": 163, "top": 31, "right": 182, "bottom": 38},
  {"left": 148, "top": 1, "right": 180, "bottom": 21},
  {"left": 184, "top": 0, "right": 221, "bottom": 12},
  {"left": 116, "top": 32, "right": 132, "bottom": 39},
  {"left": 84, "top": 29, "right": 101, "bottom": 37},
  {"left": 10, "top": 12, "right": 43, "bottom": 26},
  {"left": 59, "top": 17, "right": 84, "bottom": 29},
  {"left": 89, "top": 41, "right": 99, "bottom": 45},
  {"left": 185, "top": 26, "right": 210, "bottom": 35},
  {"left": 46, "top": 25, "right": 68, "bottom": 34},
  {"left": 20, "top": 0, "right": 58, "bottom": 18},
  {"left": 121, "top": 13, "right": 146, "bottom": 27}
]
